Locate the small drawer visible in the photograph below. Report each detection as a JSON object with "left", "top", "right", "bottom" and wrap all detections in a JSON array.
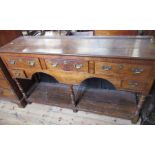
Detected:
[
  {"left": 3, "top": 56, "right": 41, "bottom": 69},
  {"left": 121, "top": 80, "right": 146, "bottom": 92},
  {"left": 127, "top": 64, "right": 151, "bottom": 77},
  {"left": 10, "top": 69, "right": 27, "bottom": 79},
  {"left": 0, "top": 88, "right": 15, "bottom": 98},
  {"left": 0, "top": 79, "right": 11, "bottom": 89},
  {"left": 95, "top": 61, "right": 152, "bottom": 78},
  {"left": 45, "top": 58, "right": 88, "bottom": 72},
  {"left": 95, "top": 62, "right": 123, "bottom": 75}
]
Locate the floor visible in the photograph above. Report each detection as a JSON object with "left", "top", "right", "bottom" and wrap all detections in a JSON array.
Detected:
[{"left": 0, "top": 100, "right": 138, "bottom": 125}]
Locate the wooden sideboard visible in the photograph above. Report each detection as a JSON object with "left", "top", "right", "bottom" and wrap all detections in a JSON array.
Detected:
[{"left": 0, "top": 36, "right": 155, "bottom": 123}]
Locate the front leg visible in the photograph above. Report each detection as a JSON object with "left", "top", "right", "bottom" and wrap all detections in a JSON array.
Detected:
[
  {"left": 132, "top": 95, "right": 146, "bottom": 124},
  {"left": 69, "top": 85, "right": 78, "bottom": 112}
]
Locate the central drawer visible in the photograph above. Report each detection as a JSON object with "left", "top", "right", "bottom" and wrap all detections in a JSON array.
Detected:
[
  {"left": 3, "top": 56, "right": 41, "bottom": 69},
  {"left": 45, "top": 58, "right": 88, "bottom": 72},
  {"left": 95, "top": 61, "right": 151, "bottom": 77}
]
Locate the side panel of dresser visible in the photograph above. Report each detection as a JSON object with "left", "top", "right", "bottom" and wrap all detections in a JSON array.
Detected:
[{"left": 0, "top": 57, "right": 27, "bottom": 107}]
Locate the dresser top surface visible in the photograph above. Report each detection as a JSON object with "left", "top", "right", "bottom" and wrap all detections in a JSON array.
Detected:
[{"left": 0, "top": 36, "right": 155, "bottom": 60}]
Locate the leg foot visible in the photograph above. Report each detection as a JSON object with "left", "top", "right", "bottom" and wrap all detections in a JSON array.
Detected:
[
  {"left": 131, "top": 115, "right": 139, "bottom": 124},
  {"left": 132, "top": 95, "right": 146, "bottom": 124},
  {"left": 17, "top": 103, "right": 26, "bottom": 108},
  {"left": 69, "top": 84, "right": 76, "bottom": 106},
  {"left": 73, "top": 108, "right": 78, "bottom": 113}
]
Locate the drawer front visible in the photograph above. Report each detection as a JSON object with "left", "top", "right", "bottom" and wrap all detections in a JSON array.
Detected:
[
  {"left": 0, "top": 88, "right": 15, "bottom": 98},
  {"left": 45, "top": 58, "right": 88, "bottom": 72},
  {"left": 3, "top": 56, "right": 41, "bottom": 69},
  {"left": 126, "top": 64, "right": 151, "bottom": 77},
  {"left": 0, "top": 79, "right": 11, "bottom": 89},
  {"left": 10, "top": 69, "right": 27, "bottom": 79},
  {"left": 95, "top": 62, "right": 123, "bottom": 75},
  {"left": 121, "top": 80, "right": 147, "bottom": 92},
  {"left": 95, "top": 61, "right": 151, "bottom": 77}
]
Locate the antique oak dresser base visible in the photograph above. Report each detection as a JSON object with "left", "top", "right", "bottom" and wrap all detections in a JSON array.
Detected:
[{"left": 0, "top": 36, "right": 155, "bottom": 123}]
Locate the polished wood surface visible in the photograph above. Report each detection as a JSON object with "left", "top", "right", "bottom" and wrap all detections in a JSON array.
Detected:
[
  {"left": 0, "top": 36, "right": 155, "bottom": 60},
  {"left": 95, "top": 30, "right": 138, "bottom": 36},
  {"left": 0, "top": 36, "right": 155, "bottom": 123}
]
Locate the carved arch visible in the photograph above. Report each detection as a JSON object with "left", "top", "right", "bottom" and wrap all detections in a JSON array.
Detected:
[
  {"left": 31, "top": 72, "right": 59, "bottom": 83},
  {"left": 79, "top": 77, "right": 116, "bottom": 90}
]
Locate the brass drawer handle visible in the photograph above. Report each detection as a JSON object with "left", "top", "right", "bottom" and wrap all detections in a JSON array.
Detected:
[
  {"left": 118, "top": 64, "right": 124, "bottom": 70},
  {"left": 51, "top": 63, "right": 58, "bottom": 67},
  {"left": 74, "top": 64, "right": 83, "bottom": 69},
  {"left": 128, "top": 82, "right": 139, "bottom": 88},
  {"left": 132, "top": 68, "right": 144, "bottom": 74},
  {"left": 9, "top": 60, "right": 16, "bottom": 65},
  {"left": 15, "top": 72, "right": 20, "bottom": 77},
  {"left": 102, "top": 65, "right": 112, "bottom": 71},
  {"left": 28, "top": 60, "right": 35, "bottom": 66},
  {"left": 63, "top": 60, "right": 68, "bottom": 65}
]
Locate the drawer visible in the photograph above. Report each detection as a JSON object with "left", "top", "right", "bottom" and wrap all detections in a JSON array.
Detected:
[
  {"left": 95, "top": 61, "right": 151, "bottom": 77},
  {"left": 45, "top": 58, "right": 88, "bottom": 72},
  {"left": 95, "top": 62, "right": 123, "bottom": 75},
  {"left": 125, "top": 64, "right": 151, "bottom": 77},
  {"left": 3, "top": 56, "right": 41, "bottom": 69},
  {"left": 0, "top": 88, "right": 15, "bottom": 98},
  {"left": 121, "top": 80, "right": 147, "bottom": 92},
  {"left": 0, "top": 79, "right": 11, "bottom": 89},
  {"left": 10, "top": 69, "right": 27, "bottom": 79}
]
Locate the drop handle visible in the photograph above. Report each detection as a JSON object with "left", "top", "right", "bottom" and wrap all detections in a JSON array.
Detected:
[
  {"left": 128, "top": 82, "right": 138, "bottom": 86},
  {"left": 28, "top": 60, "right": 35, "bottom": 66},
  {"left": 74, "top": 64, "right": 83, "bottom": 69},
  {"left": 51, "top": 63, "right": 58, "bottom": 67},
  {"left": 118, "top": 64, "right": 124, "bottom": 69},
  {"left": 102, "top": 65, "right": 112, "bottom": 71},
  {"left": 15, "top": 72, "right": 20, "bottom": 77},
  {"left": 63, "top": 60, "right": 68, "bottom": 65},
  {"left": 132, "top": 68, "right": 144, "bottom": 74},
  {"left": 128, "top": 82, "right": 139, "bottom": 87},
  {"left": 9, "top": 60, "right": 16, "bottom": 65}
]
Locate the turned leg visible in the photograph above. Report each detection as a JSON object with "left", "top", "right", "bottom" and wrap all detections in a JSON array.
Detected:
[
  {"left": 14, "top": 78, "right": 29, "bottom": 107},
  {"left": 132, "top": 95, "right": 146, "bottom": 124},
  {"left": 69, "top": 85, "right": 78, "bottom": 112}
]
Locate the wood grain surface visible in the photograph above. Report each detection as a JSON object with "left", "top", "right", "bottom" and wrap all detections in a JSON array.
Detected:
[{"left": 0, "top": 36, "right": 155, "bottom": 60}]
